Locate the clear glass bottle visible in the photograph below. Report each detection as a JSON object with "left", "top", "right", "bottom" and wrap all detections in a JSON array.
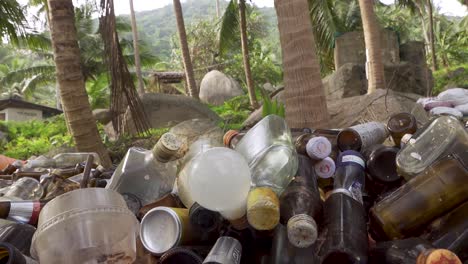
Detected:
[
  {"left": 396, "top": 115, "right": 468, "bottom": 180},
  {"left": 2, "top": 177, "right": 43, "bottom": 200},
  {"left": 203, "top": 236, "right": 242, "bottom": 264},
  {"left": 370, "top": 153, "right": 468, "bottom": 240},
  {"left": 234, "top": 115, "right": 298, "bottom": 231},
  {"left": 23, "top": 153, "right": 100, "bottom": 169},
  {"left": 387, "top": 112, "right": 418, "bottom": 147},
  {"left": 107, "top": 133, "right": 181, "bottom": 207}
]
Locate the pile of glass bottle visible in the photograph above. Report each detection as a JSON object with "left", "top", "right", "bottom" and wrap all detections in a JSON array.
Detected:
[{"left": 0, "top": 113, "right": 466, "bottom": 264}]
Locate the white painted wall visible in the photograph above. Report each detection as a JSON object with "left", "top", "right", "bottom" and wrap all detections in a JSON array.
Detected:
[{"left": 1, "top": 107, "right": 42, "bottom": 121}]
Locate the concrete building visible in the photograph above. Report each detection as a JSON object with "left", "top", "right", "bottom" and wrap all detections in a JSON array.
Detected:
[{"left": 0, "top": 98, "right": 62, "bottom": 122}]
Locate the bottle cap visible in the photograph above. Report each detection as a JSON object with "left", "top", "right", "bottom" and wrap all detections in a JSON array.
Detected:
[
  {"left": 400, "top": 133, "right": 414, "bottom": 147},
  {"left": 287, "top": 214, "right": 318, "bottom": 248},
  {"left": 189, "top": 203, "right": 220, "bottom": 233},
  {"left": 336, "top": 150, "right": 365, "bottom": 170},
  {"left": 416, "top": 249, "right": 462, "bottom": 264},
  {"left": 306, "top": 137, "right": 332, "bottom": 160},
  {"left": 159, "top": 247, "right": 203, "bottom": 264},
  {"left": 153, "top": 133, "right": 181, "bottom": 162},
  {"left": 246, "top": 187, "right": 280, "bottom": 231},
  {"left": 314, "top": 157, "right": 336, "bottom": 179},
  {"left": 223, "top": 130, "right": 240, "bottom": 148}
]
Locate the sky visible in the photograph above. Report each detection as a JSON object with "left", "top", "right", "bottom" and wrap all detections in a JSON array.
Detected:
[{"left": 109, "top": 0, "right": 467, "bottom": 16}]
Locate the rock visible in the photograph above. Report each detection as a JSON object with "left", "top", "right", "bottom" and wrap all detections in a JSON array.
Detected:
[
  {"left": 169, "top": 119, "right": 224, "bottom": 155},
  {"left": 328, "top": 89, "right": 428, "bottom": 129},
  {"left": 263, "top": 83, "right": 276, "bottom": 92},
  {"left": 447, "top": 67, "right": 466, "bottom": 79},
  {"left": 400, "top": 41, "right": 426, "bottom": 66},
  {"left": 199, "top": 70, "right": 244, "bottom": 105},
  {"left": 92, "top": 109, "right": 112, "bottom": 124},
  {"left": 123, "top": 93, "right": 221, "bottom": 135},
  {"left": 323, "top": 63, "right": 367, "bottom": 101},
  {"left": 384, "top": 62, "right": 433, "bottom": 96},
  {"left": 104, "top": 122, "right": 118, "bottom": 141}
]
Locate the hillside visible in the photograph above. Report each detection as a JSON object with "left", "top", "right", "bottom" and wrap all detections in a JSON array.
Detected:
[{"left": 119, "top": 0, "right": 278, "bottom": 60}]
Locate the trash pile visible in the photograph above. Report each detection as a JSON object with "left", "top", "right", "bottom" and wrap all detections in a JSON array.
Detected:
[
  {"left": 417, "top": 88, "right": 468, "bottom": 119},
  {"left": 0, "top": 113, "right": 467, "bottom": 264}
]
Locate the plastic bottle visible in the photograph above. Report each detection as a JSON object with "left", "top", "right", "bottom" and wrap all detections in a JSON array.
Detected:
[
  {"left": 369, "top": 237, "right": 462, "bottom": 264},
  {"left": 107, "top": 133, "right": 181, "bottom": 207},
  {"left": 396, "top": 115, "right": 468, "bottom": 180},
  {"left": 279, "top": 155, "right": 322, "bottom": 248},
  {"left": 337, "top": 122, "right": 389, "bottom": 151},
  {"left": 370, "top": 153, "right": 468, "bottom": 240},
  {"left": 387, "top": 112, "right": 418, "bottom": 147},
  {"left": 320, "top": 150, "right": 368, "bottom": 264},
  {"left": 234, "top": 115, "right": 298, "bottom": 231}
]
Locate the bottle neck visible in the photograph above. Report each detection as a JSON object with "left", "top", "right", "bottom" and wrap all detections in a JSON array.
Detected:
[{"left": 0, "top": 201, "right": 44, "bottom": 225}]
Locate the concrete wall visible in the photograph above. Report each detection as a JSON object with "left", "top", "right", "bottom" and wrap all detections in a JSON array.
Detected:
[{"left": 0, "top": 107, "right": 42, "bottom": 121}]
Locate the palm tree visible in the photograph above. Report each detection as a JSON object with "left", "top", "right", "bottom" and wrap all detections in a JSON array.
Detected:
[
  {"left": 358, "top": 0, "right": 385, "bottom": 94},
  {"left": 47, "top": 0, "right": 111, "bottom": 167},
  {"left": 173, "top": 0, "right": 198, "bottom": 99},
  {"left": 129, "top": 0, "right": 145, "bottom": 95},
  {"left": 427, "top": 0, "right": 438, "bottom": 71},
  {"left": 0, "top": 0, "right": 27, "bottom": 44},
  {"left": 216, "top": 0, "right": 221, "bottom": 17},
  {"left": 274, "top": 0, "right": 330, "bottom": 128},
  {"left": 219, "top": 0, "right": 258, "bottom": 108}
]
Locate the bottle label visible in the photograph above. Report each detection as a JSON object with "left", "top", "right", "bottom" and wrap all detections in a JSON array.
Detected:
[
  {"left": 341, "top": 155, "right": 365, "bottom": 169},
  {"left": 8, "top": 201, "right": 41, "bottom": 225},
  {"left": 351, "top": 122, "right": 389, "bottom": 150},
  {"left": 330, "top": 183, "right": 363, "bottom": 205}
]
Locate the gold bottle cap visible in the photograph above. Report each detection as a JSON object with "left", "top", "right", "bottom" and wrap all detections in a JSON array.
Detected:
[
  {"left": 417, "top": 249, "right": 462, "bottom": 264},
  {"left": 247, "top": 187, "right": 280, "bottom": 231},
  {"left": 223, "top": 130, "right": 240, "bottom": 148},
  {"left": 153, "top": 133, "right": 181, "bottom": 162}
]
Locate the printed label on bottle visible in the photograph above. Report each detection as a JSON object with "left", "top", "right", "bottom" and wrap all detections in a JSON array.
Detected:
[
  {"left": 7, "top": 201, "right": 41, "bottom": 225},
  {"left": 341, "top": 155, "right": 365, "bottom": 169},
  {"left": 351, "top": 122, "right": 388, "bottom": 150},
  {"left": 330, "top": 182, "right": 363, "bottom": 205}
]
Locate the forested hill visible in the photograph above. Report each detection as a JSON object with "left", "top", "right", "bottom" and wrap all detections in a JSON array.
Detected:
[{"left": 118, "top": 0, "right": 278, "bottom": 59}]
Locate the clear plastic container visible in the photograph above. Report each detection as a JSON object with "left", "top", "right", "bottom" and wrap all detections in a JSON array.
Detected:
[
  {"left": 107, "top": 147, "right": 178, "bottom": 207},
  {"left": 31, "top": 188, "right": 139, "bottom": 264},
  {"left": 183, "top": 148, "right": 251, "bottom": 221},
  {"left": 235, "top": 115, "right": 298, "bottom": 194},
  {"left": 396, "top": 115, "right": 468, "bottom": 180}
]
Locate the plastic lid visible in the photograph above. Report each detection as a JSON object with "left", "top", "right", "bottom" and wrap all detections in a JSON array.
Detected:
[
  {"left": 223, "top": 130, "right": 239, "bottom": 147},
  {"left": 246, "top": 187, "right": 280, "bottom": 231},
  {"left": 314, "top": 157, "right": 336, "bottom": 179},
  {"left": 189, "top": 203, "right": 220, "bottom": 233},
  {"left": 287, "top": 214, "right": 317, "bottom": 248},
  {"left": 140, "top": 207, "right": 183, "bottom": 255},
  {"left": 417, "top": 249, "right": 462, "bottom": 264},
  {"left": 306, "top": 137, "right": 332, "bottom": 160}
]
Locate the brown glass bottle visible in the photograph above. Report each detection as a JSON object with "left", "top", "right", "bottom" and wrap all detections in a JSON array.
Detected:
[
  {"left": 370, "top": 153, "right": 468, "bottom": 240},
  {"left": 269, "top": 224, "right": 319, "bottom": 264},
  {"left": 294, "top": 129, "right": 339, "bottom": 160},
  {"left": 387, "top": 112, "right": 418, "bottom": 147},
  {"left": 0, "top": 242, "right": 38, "bottom": 264},
  {"left": 369, "top": 237, "right": 462, "bottom": 264},
  {"left": 0, "top": 223, "right": 36, "bottom": 256},
  {"left": 363, "top": 144, "right": 402, "bottom": 198},
  {"left": 0, "top": 201, "right": 45, "bottom": 226},
  {"left": 320, "top": 150, "right": 368, "bottom": 264},
  {"left": 279, "top": 154, "right": 322, "bottom": 248},
  {"left": 421, "top": 201, "right": 468, "bottom": 261},
  {"left": 337, "top": 122, "right": 389, "bottom": 152}
]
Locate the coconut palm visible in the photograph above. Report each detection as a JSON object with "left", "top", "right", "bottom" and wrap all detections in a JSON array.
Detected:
[
  {"left": 358, "top": 0, "right": 385, "bottom": 94},
  {"left": 0, "top": 0, "right": 27, "bottom": 44},
  {"left": 173, "top": 0, "right": 199, "bottom": 99},
  {"left": 47, "top": 0, "right": 111, "bottom": 167},
  {"left": 274, "top": 0, "right": 330, "bottom": 128},
  {"left": 129, "top": 0, "right": 145, "bottom": 95},
  {"left": 219, "top": 0, "right": 259, "bottom": 108}
]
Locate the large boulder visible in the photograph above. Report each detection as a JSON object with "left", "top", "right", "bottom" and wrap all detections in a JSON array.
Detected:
[
  {"left": 323, "top": 63, "right": 367, "bottom": 101},
  {"left": 123, "top": 93, "right": 221, "bottom": 135},
  {"left": 384, "top": 62, "right": 433, "bottom": 96},
  {"left": 92, "top": 109, "right": 112, "bottom": 124},
  {"left": 199, "top": 70, "right": 244, "bottom": 105}
]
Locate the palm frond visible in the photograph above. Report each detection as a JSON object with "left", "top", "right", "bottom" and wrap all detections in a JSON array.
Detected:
[
  {"left": 219, "top": 0, "right": 240, "bottom": 56},
  {"left": 0, "top": 0, "right": 27, "bottom": 44}
]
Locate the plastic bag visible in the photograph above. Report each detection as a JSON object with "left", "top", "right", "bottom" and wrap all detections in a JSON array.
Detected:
[
  {"left": 429, "top": 107, "right": 463, "bottom": 119},
  {"left": 436, "top": 88, "right": 468, "bottom": 106},
  {"left": 455, "top": 103, "right": 468, "bottom": 116}
]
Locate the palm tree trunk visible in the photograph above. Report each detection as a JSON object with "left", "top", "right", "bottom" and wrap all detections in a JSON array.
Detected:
[
  {"left": 358, "top": 0, "right": 385, "bottom": 94},
  {"left": 48, "top": 0, "right": 111, "bottom": 168},
  {"left": 274, "top": 0, "right": 329, "bottom": 128},
  {"left": 239, "top": 0, "right": 258, "bottom": 109},
  {"left": 427, "top": 0, "right": 438, "bottom": 71},
  {"left": 173, "top": 0, "right": 198, "bottom": 99},
  {"left": 129, "top": 0, "right": 145, "bottom": 95},
  {"left": 216, "top": 0, "right": 221, "bottom": 18}
]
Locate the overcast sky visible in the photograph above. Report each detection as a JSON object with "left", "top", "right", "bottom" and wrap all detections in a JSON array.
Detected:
[{"left": 109, "top": 0, "right": 467, "bottom": 16}]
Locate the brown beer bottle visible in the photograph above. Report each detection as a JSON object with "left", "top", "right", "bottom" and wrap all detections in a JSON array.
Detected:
[
  {"left": 337, "top": 122, "right": 389, "bottom": 152},
  {"left": 370, "top": 153, "right": 468, "bottom": 240},
  {"left": 387, "top": 112, "right": 418, "bottom": 147},
  {"left": 0, "top": 201, "right": 45, "bottom": 226},
  {"left": 369, "top": 237, "right": 462, "bottom": 264},
  {"left": 421, "top": 201, "right": 468, "bottom": 261},
  {"left": 279, "top": 154, "right": 322, "bottom": 248}
]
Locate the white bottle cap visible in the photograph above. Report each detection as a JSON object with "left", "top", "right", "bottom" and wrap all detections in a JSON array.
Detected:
[
  {"left": 306, "top": 136, "right": 332, "bottom": 160},
  {"left": 314, "top": 157, "right": 336, "bottom": 179}
]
